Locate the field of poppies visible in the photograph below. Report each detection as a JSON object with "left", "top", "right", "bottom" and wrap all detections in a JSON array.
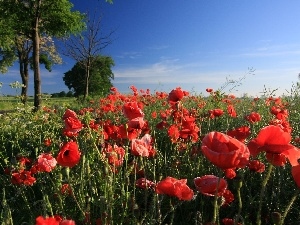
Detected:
[{"left": 1, "top": 85, "right": 300, "bottom": 225}]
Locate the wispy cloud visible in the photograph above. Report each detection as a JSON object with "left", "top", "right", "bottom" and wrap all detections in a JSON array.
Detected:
[
  {"left": 116, "top": 51, "right": 142, "bottom": 59},
  {"left": 112, "top": 57, "right": 298, "bottom": 97},
  {"left": 236, "top": 43, "right": 300, "bottom": 58},
  {"left": 147, "top": 45, "right": 170, "bottom": 50}
]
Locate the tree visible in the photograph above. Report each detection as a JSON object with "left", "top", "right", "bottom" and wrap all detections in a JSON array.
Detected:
[
  {"left": 0, "top": 35, "right": 62, "bottom": 104},
  {"left": 63, "top": 12, "right": 115, "bottom": 100},
  {"left": 63, "top": 55, "right": 114, "bottom": 97},
  {"left": 0, "top": 0, "right": 85, "bottom": 110}
]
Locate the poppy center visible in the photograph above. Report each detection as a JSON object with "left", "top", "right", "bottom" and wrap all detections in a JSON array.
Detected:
[{"left": 63, "top": 150, "right": 70, "bottom": 156}]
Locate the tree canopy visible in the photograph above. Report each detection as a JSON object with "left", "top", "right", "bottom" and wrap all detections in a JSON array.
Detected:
[
  {"left": 63, "top": 55, "right": 114, "bottom": 97},
  {"left": 0, "top": 0, "right": 85, "bottom": 109}
]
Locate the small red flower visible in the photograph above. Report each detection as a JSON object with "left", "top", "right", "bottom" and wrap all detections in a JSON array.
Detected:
[
  {"left": 62, "top": 109, "right": 78, "bottom": 120},
  {"left": 224, "top": 169, "right": 236, "bottom": 179},
  {"left": 35, "top": 215, "right": 61, "bottom": 225},
  {"left": 222, "top": 218, "right": 242, "bottom": 225},
  {"left": 168, "top": 124, "right": 180, "bottom": 143},
  {"left": 44, "top": 138, "right": 52, "bottom": 147},
  {"left": 194, "top": 175, "right": 227, "bottom": 196},
  {"left": 127, "top": 117, "right": 146, "bottom": 129},
  {"left": 131, "top": 134, "right": 156, "bottom": 157},
  {"left": 227, "top": 104, "right": 237, "bottom": 118},
  {"left": 227, "top": 126, "right": 251, "bottom": 143},
  {"left": 206, "top": 88, "right": 213, "bottom": 93},
  {"left": 245, "top": 112, "right": 261, "bottom": 123},
  {"left": 155, "top": 176, "right": 194, "bottom": 201},
  {"left": 63, "top": 117, "right": 83, "bottom": 134},
  {"left": 60, "top": 219, "right": 76, "bottom": 225},
  {"left": 122, "top": 101, "right": 144, "bottom": 120},
  {"left": 103, "top": 144, "right": 125, "bottom": 167},
  {"left": 208, "top": 109, "right": 224, "bottom": 119},
  {"left": 248, "top": 160, "right": 265, "bottom": 173},
  {"left": 56, "top": 141, "right": 81, "bottom": 168},
  {"left": 266, "top": 152, "right": 286, "bottom": 166},
  {"left": 11, "top": 170, "right": 36, "bottom": 186},
  {"left": 168, "top": 87, "right": 188, "bottom": 104},
  {"left": 37, "top": 153, "right": 57, "bottom": 172},
  {"left": 222, "top": 189, "right": 235, "bottom": 206},
  {"left": 61, "top": 183, "right": 73, "bottom": 195}
]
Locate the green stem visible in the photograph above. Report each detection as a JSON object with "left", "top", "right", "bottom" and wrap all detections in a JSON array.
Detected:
[
  {"left": 256, "top": 164, "right": 273, "bottom": 225},
  {"left": 212, "top": 174, "right": 222, "bottom": 225},
  {"left": 279, "top": 189, "right": 300, "bottom": 225},
  {"left": 234, "top": 177, "right": 243, "bottom": 225}
]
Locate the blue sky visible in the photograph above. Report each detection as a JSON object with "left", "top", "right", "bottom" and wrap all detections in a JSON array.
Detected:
[{"left": 1, "top": 1, "right": 300, "bottom": 97}]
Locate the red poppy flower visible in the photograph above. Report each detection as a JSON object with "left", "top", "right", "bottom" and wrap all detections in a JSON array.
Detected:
[
  {"left": 291, "top": 164, "right": 300, "bottom": 188},
  {"left": 194, "top": 175, "right": 227, "bottom": 196},
  {"left": 122, "top": 101, "right": 144, "bottom": 120},
  {"left": 44, "top": 138, "right": 52, "bottom": 147},
  {"left": 155, "top": 176, "right": 194, "bottom": 201},
  {"left": 227, "top": 126, "right": 251, "bottom": 143},
  {"left": 62, "top": 109, "right": 78, "bottom": 120},
  {"left": 64, "top": 117, "right": 83, "bottom": 134},
  {"left": 168, "top": 87, "right": 186, "bottom": 103},
  {"left": 56, "top": 141, "right": 81, "bottom": 168},
  {"left": 227, "top": 104, "right": 237, "bottom": 118},
  {"left": 118, "top": 124, "right": 140, "bottom": 140},
  {"left": 11, "top": 170, "right": 36, "bottom": 186},
  {"left": 168, "top": 124, "right": 180, "bottom": 143},
  {"left": 206, "top": 88, "right": 213, "bottom": 93},
  {"left": 248, "top": 160, "right": 265, "bottom": 173},
  {"left": 60, "top": 220, "right": 76, "bottom": 225},
  {"left": 179, "top": 115, "right": 200, "bottom": 142},
  {"left": 201, "top": 132, "right": 250, "bottom": 170},
  {"left": 266, "top": 152, "right": 286, "bottom": 166},
  {"left": 245, "top": 112, "right": 261, "bottom": 123},
  {"left": 131, "top": 134, "right": 156, "bottom": 157},
  {"left": 61, "top": 183, "right": 73, "bottom": 195},
  {"left": 247, "top": 125, "right": 300, "bottom": 166},
  {"left": 103, "top": 144, "right": 125, "bottom": 167},
  {"left": 127, "top": 117, "right": 146, "bottom": 129},
  {"left": 208, "top": 109, "right": 224, "bottom": 119},
  {"left": 35, "top": 216, "right": 61, "bottom": 225},
  {"left": 224, "top": 169, "right": 236, "bottom": 179},
  {"left": 222, "top": 218, "right": 242, "bottom": 225},
  {"left": 37, "top": 153, "right": 57, "bottom": 172},
  {"left": 222, "top": 189, "right": 234, "bottom": 206}
]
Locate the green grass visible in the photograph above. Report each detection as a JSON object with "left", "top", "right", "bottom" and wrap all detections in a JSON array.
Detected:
[{"left": 0, "top": 96, "right": 78, "bottom": 111}]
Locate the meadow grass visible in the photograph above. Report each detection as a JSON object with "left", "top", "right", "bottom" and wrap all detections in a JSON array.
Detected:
[{"left": 1, "top": 87, "right": 300, "bottom": 225}]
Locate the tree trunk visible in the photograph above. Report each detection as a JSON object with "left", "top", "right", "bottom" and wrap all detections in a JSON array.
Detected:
[
  {"left": 84, "top": 59, "right": 91, "bottom": 100},
  {"left": 32, "top": 0, "right": 42, "bottom": 111},
  {"left": 19, "top": 61, "right": 29, "bottom": 104}
]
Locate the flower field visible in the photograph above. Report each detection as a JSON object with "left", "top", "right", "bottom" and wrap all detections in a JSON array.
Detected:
[{"left": 1, "top": 86, "right": 300, "bottom": 225}]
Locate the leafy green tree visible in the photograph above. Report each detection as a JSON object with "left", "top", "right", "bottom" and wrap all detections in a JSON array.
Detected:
[
  {"left": 0, "top": 0, "right": 85, "bottom": 110},
  {"left": 0, "top": 35, "right": 62, "bottom": 104},
  {"left": 63, "top": 55, "right": 114, "bottom": 97}
]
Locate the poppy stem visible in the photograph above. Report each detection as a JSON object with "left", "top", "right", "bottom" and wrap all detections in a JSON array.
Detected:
[
  {"left": 234, "top": 177, "right": 243, "bottom": 225},
  {"left": 256, "top": 164, "right": 273, "bottom": 225},
  {"left": 212, "top": 175, "right": 221, "bottom": 225},
  {"left": 279, "top": 189, "right": 300, "bottom": 225}
]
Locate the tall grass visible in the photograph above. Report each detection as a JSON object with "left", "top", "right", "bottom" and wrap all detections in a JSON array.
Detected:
[{"left": 1, "top": 85, "right": 300, "bottom": 224}]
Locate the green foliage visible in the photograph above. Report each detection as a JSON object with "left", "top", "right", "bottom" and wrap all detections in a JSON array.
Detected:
[
  {"left": 63, "top": 55, "right": 114, "bottom": 97},
  {"left": 2, "top": 86, "right": 300, "bottom": 224},
  {"left": 0, "top": 0, "right": 86, "bottom": 108}
]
